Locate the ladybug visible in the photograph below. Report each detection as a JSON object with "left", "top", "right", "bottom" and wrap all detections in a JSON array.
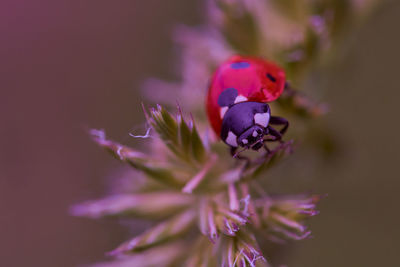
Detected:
[{"left": 206, "top": 55, "right": 289, "bottom": 155}]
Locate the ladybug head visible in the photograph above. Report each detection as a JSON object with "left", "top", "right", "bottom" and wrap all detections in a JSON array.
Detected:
[
  {"left": 237, "top": 125, "right": 265, "bottom": 150},
  {"left": 220, "top": 101, "right": 270, "bottom": 151}
]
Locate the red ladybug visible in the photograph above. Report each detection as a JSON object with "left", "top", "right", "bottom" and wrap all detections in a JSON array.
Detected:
[{"left": 206, "top": 55, "right": 289, "bottom": 154}]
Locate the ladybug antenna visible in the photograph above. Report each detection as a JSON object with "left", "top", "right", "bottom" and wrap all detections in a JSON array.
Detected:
[{"left": 233, "top": 147, "right": 247, "bottom": 158}]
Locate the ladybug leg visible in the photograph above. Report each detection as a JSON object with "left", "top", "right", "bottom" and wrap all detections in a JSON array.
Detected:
[
  {"left": 265, "top": 126, "right": 283, "bottom": 142},
  {"left": 263, "top": 142, "right": 271, "bottom": 153},
  {"left": 230, "top": 146, "right": 250, "bottom": 166},
  {"left": 262, "top": 129, "right": 294, "bottom": 158},
  {"left": 262, "top": 121, "right": 289, "bottom": 155},
  {"left": 230, "top": 146, "right": 237, "bottom": 157},
  {"left": 262, "top": 126, "right": 281, "bottom": 154},
  {"left": 269, "top": 116, "right": 289, "bottom": 136}
]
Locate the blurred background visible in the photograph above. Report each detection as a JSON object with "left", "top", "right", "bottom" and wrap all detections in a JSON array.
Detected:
[{"left": 1, "top": 1, "right": 399, "bottom": 267}]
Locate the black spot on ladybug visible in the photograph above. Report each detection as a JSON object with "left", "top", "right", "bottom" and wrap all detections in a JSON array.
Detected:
[
  {"left": 231, "top": 62, "right": 250, "bottom": 69},
  {"left": 218, "top": 88, "right": 238, "bottom": 107},
  {"left": 266, "top": 73, "right": 277, "bottom": 82}
]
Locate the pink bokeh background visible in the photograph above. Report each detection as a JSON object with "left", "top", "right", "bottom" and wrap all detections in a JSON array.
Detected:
[{"left": 0, "top": 1, "right": 200, "bottom": 266}]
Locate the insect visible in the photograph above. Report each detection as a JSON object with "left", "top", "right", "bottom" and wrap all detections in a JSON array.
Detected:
[{"left": 206, "top": 55, "right": 289, "bottom": 156}]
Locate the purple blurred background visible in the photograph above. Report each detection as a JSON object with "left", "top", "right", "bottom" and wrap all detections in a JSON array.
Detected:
[{"left": 1, "top": 1, "right": 399, "bottom": 266}]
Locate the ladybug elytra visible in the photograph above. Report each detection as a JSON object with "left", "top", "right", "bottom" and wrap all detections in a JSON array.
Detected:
[{"left": 206, "top": 55, "right": 289, "bottom": 154}]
